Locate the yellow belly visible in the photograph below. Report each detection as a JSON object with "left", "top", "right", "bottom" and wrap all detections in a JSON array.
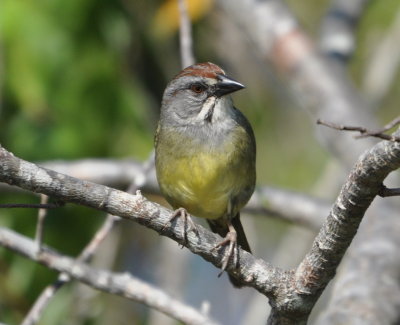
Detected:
[{"left": 156, "top": 133, "right": 254, "bottom": 219}]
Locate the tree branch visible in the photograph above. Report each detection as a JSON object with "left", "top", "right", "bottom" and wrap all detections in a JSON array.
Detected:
[
  {"left": 22, "top": 150, "right": 177, "bottom": 325},
  {"left": 34, "top": 194, "right": 48, "bottom": 252},
  {"left": 253, "top": 129, "right": 400, "bottom": 324},
  {"left": 0, "top": 158, "right": 329, "bottom": 231},
  {"left": 178, "top": 0, "right": 195, "bottom": 68},
  {"left": 0, "top": 203, "right": 61, "bottom": 209},
  {"left": 0, "top": 227, "right": 220, "bottom": 325},
  {"left": 2, "top": 126, "right": 400, "bottom": 323},
  {"left": 247, "top": 186, "right": 329, "bottom": 231},
  {"left": 290, "top": 132, "right": 400, "bottom": 323},
  {"left": 40, "top": 158, "right": 157, "bottom": 191},
  {"left": 21, "top": 214, "right": 120, "bottom": 325},
  {"left": 378, "top": 185, "right": 400, "bottom": 197},
  {"left": 317, "top": 117, "right": 400, "bottom": 142},
  {"left": 0, "top": 145, "right": 285, "bottom": 298}
]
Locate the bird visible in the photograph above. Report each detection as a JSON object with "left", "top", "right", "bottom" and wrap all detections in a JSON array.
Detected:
[{"left": 154, "top": 62, "right": 256, "bottom": 287}]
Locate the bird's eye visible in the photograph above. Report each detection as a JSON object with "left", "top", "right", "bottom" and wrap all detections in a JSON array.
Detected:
[{"left": 190, "top": 83, "right": 206, "bottom": 93}]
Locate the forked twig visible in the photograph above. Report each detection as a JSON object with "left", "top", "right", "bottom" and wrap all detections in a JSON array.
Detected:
[
  {"left": 317, "top": 117, "right": 400, "bottom": 142},
  {"left": 21, "top": 214, "right": 120, "bottom": 325},
  {"left": 356, "top": 116, "right": 400, "bottom": 138},
  {"left": 317, "top": 118, "right": 400, "bottom": 199},
  {"left": 21, "top": 152, "right": 155, "bottom": 325}
]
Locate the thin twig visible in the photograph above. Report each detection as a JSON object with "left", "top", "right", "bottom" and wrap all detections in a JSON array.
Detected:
[
  {"left": 21, "top": 152, "right": 156, "bottom": 325},
  {"left": 127, "top": 150, "right": 155, "bottom": 194},
  {"left": 0, "top": 227, "right": 220, "bottom": 325},
  {"left": 34, "top": 195, "right": 48, "bottom": 252},
  {"left": 356, "top": 116, "right": 400, "bottom": 138},
  {"left": 378, "top": 185, "right": 400, "bottom": 197},
  {"left": 0, "top": 203, "right": 60, "bottom": 209},
  {"left": 21, "top": 214, "right": 121, "bottom": 325},
  {"left": 20, "top": 276, "right": 66, "bottom": 325},
  {"left": 178, "top": 0, "right": 195, "bottom": 68},
  {"left": 317, "top": 118, "right": 400, "bottom": 142}
]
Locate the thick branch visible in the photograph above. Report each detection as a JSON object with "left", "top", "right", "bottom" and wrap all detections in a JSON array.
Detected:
[
  {"left": 2, "top": 130, "right": 400, "bottom": 324},
  {"left": 315, "top": 202, "right": 400, "bottom": 324},
  {"left": 292, "top": 134, "right": 400, "bottom": 319},
  {"left": 0, "top": 146, "right": 285, "bottom": 297},
  {"left": 217, "top": 2, "right": 400, "bottom": 322},
  {"left": 0, "top": 227, "right": 219, "bottom": 325},
  {"left": 0, "top": 158, "right": 329, "bottom": 230}
]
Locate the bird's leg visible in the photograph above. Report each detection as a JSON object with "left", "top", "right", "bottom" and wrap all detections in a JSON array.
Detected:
[
  {"left": 213, "top": 222, "right": 238, "bottom": 276},
  {"left": 162, "top": 207, "right": 198, "bottom": 245}
]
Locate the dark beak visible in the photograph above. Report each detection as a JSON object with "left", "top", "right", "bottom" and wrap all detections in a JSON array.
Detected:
[{"left": 214, "top": 75, "right": 245, "bottom": 97}]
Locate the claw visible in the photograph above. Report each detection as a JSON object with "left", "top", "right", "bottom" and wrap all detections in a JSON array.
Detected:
[
  {"left": 162, "top": 208, "right": 198, "bottom": 245},
  {"left": 212, "top": 225, "right": 238, "bottom": 276}
]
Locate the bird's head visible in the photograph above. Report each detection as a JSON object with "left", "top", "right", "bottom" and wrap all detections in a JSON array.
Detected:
[{"left": 161, "top": 62, "right": 245, "bottom": 125}]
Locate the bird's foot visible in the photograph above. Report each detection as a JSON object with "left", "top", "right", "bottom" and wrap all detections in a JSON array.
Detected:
[
  {"left": 212, "top": 230, "right": 238, "bottom": 277},
  {"left": 162, "top": 208, "right": 198, "bottom": 246}
]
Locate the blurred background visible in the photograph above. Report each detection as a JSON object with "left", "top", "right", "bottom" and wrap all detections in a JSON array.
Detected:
[{"left": 1, "top": 0, "right": 400, "bottom": 324}]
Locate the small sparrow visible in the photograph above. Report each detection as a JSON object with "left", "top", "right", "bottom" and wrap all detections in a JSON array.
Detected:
[{"left": 155, "top": 62, "right": 256, "bottom": 287}]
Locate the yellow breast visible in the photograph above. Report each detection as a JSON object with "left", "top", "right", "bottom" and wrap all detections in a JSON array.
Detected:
[{"left": 155, "top": 126, "right": 255, "bottom": 220}]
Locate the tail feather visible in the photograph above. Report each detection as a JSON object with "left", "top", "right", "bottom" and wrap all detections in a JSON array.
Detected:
[
  {"left": 231, "top": 214, "right": 251, "bottom": 254},
  {"left": 207, "top": 213, "right": 250, "bottom": 288}
]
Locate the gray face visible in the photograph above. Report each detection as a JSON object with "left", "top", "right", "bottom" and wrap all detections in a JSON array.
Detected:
[
  {"left": 161, "top": 75, "right": 216, "bottom": 123},
  {"left": 160, "top": 74, "right": 244, "bottom": 127}
]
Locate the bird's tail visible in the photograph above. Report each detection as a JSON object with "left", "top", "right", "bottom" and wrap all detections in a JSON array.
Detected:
[{"left": 207, "top": 213, "right": 251, "bottom": 288}]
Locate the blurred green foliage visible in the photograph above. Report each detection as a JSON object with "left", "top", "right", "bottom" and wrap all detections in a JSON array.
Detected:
[
  {"left": 0, "top": 1, "right": 161, "bottom": 323},
  {"left": 0, "top": 0, "right": 156, "bottom": 161},
  {"left": 1, "top": 0, "right": 400, "bottom": 324}
]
